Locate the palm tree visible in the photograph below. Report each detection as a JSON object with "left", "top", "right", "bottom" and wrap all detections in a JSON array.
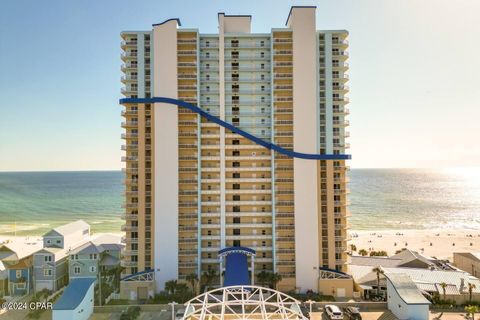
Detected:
[
  {"left": 186, "top": 273, "right": 198, "bottom": 295},
  {"left": 465, "top": 305, "right": 479, "bottom": 320},
  {"left": 439, "top": 282, "right": 447, "bottom": 301},
  {"left": 372, "top": 267, "right": 384, "bottom": 297},
  {"left": 468, "top": 283, "right": 477, "bottom": 303},
  {"left": 257, "top": 271, "right": 270, "bottom": 287},
  {"left": 270, "top": 273, "right": 283, "bottom": 290},
  {"left": 358, "top": 249, "right": 368, "bottom": 256},
  {"left": 202, "top": 269, "right": 218, "bottom": 290},
  {"left": 165, "top": 279, "right": 177, "bottom": 295}
]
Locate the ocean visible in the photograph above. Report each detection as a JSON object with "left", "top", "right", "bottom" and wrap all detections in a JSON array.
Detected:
[{"left": 0, "top": 169, "right": 479, "bottom": 236}]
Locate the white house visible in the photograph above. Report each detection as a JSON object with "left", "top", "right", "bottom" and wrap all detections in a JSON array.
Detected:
[
  {"left": 385, "top": 273, "right": 430, "bottom": 320},
  {"left": 52, "top": 277, "right": 96, "bottom": 320}
]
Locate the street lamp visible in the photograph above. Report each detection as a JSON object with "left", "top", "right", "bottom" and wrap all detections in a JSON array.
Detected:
[
  {"left": 168, "top": 301, "right": 178, "bottom": 320},
  {"left": 305, "top": 299, "right": 314, "bottom": 314}
]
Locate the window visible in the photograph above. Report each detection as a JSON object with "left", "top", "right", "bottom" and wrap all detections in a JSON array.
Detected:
[
  {"left": 262, "top": 230, "right": 266, "bottom": 235},
  {"left": 56, "top": 240, "right": 61, "bottom": 244},
  {"left": 207, "top": 241, "right": 212, "bottom": 247},
  {"left": 89, "top": 266, "right": 96, "bottom": 273},
  {"left": 232, "top": 139, "right": 240, "bottom": 145},
  {"left": 233, "top": 172, "right": 240, "bottom": 179},
  {"left": 44, "top": 269, "right": 52, "bottom": 277},
  {"left": 206, "top": 64, "right": 210, "bottom": 70},
  {"left": 206, "top": 74, "right": 210, "bottom": 80},
  {"left": 233, "top": 195, "right": 240, "bottom": 201},
  {"left": 206, "top": 40, "right": 210, "bottom": 47},
  {"left": 206, "top": 52, "right": 210, "bottom": 58},
  {"left": 233, "top": 240, "right": 241, "bottom": 247},
  {"left": 233, "top": 229, "right": 240, "bottom": 235},
  {"left": 261, "top": 74, "right": 265, "bottom": 80},
  {"left": 16, "top": 270, "right": 22, "bottom": 279},
  {"left": 74, "top": 266, "right": 81, "bottom": 274},
  {"left": 233, "top": 183, "right": 240, "bottom": 189},
  {"left": 233, "top": 217, "right": 241, "bottom": 224},
  {"left": 44, "top": 255, "right": 52, "bottom": 262},
  {"left": 89, "top": 254, "right": 98, "bottom": 260},
  {"left": 260, "top": 40, "right": 265, "bottom": 47},
  {"left": 46, "top": 240, "right": 51, "bottom": 244},
  {"left": 207, "top": 230, "right": 212, "bottom": 236}
]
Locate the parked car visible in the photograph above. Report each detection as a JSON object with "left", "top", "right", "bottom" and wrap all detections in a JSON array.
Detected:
[
  {"left": 299, "top": 305, "right": 310, "bottom": 319},
  {"left": 343, "top": 307, "right": 362, "bottom": 320},
  {"left": 175, "top": 309, "right": 185, "bottom": 320},
  {"left": 324, "top": 305, "right": 344, "bottom": 320}
]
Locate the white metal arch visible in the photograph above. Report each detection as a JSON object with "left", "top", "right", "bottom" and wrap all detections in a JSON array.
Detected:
[{"left": 183, "top": 285, "right": 307, "bottom": 320}]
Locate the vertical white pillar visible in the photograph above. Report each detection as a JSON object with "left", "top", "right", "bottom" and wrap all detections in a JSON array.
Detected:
[
  {"left": 251, "top": 256, "right": 255, "bottom": 285},
  {"left": 153, "top": 19, "right": 179, "bottom": 291},
  {"left": 218, "top": 14, "right": 227, "bottom": 250},
  {"left": 219, "top": 257, "right": 224, "bottom": 286},
  {"left": 287, "top": 7, "right": 320, "bottom": 293}
]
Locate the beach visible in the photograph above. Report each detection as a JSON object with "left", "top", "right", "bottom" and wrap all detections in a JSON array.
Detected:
[{"left": 349, "top": 229, "right": 480, "bottom": 260}]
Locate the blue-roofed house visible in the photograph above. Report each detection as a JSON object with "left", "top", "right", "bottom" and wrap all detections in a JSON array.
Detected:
[
  {"left": 52, "top": 277, "right": 96, "bottom": 320},
  {"left": 0, "top": 238, "right": 43, "bottom": 296}
]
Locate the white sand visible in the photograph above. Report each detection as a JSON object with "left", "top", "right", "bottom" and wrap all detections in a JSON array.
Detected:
[{"left": 349, "top": 229, "right": 480, "bottom": 260}]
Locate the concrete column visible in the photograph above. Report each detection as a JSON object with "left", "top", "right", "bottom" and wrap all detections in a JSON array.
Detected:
[
  {"left": 251, "top": 256, "right": 255, "bottom": 285},
  {"left": 153, "top": 20, "right": 179, "bottom": 291},
  {"left": 287, "top": 6, "right": 320, "bottom": 293}
]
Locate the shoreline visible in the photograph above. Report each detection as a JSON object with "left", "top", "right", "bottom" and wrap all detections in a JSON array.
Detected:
[{"left": 348, "top": 228, "right": 480, "bottom": 260}]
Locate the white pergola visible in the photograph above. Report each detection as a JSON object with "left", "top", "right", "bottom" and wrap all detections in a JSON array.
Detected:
[{"left": 182, "top": 285, "right": 307, "bottom": 320}]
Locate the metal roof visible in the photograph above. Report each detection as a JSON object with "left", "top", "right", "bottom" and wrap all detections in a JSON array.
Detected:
[
  {"left": 350, "top": 255, "right": 403, "bottom": 268},
  {"left": 350, "top": 265, "right": 480, "bottom": 294},
  {"left": 384, "top": 273, "right": 431, "bottom": 305},
  {"left": 53, "top": 278, "right": 96, "bottom": 310},
  {"left": 44, "top": 220, "right": 89, "bottom": 237},
  {"left": 0, "top": 238, "right": 43, "bottom": 261}
]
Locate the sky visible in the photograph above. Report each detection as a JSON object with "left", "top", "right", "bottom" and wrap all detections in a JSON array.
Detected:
[{"left": 0, "top": 0, "right": 479, "bottom": 171}]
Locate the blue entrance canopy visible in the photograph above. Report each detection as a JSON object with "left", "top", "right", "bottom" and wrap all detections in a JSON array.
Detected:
[{"left": 224, "top": 252, "right": 250, "bottom": 286}]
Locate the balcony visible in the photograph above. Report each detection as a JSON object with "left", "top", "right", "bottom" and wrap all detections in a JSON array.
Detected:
[
  {"left": 274, "top": 62, "right": 293, "bottom": 67},
  {"left": 274, "top": 73, "right": 292, "bottom": 79},
  {"left": 121, "top": 75, "right": 138, "bottom": 82},
  {"left": 274, "top": 50, "right": 292, "bottom": 55},
  {"left": 332, "top": 97, "right": 349, "bottom": 103},
  {"left": 177, "top": 39, "right": 197, "bottom": 44},
  {"left": 121, "top": 121, "right": 138, "bottom": 128},
  {"left": 333, "top": 120, "right": 350, "bottom": 126},
  {"left": 121, "top": 87, "right": 138, "bottom": 95},
  {"left": 178, "top": 62, "right": 197, "bottom": 68},
  {"left": 273, "top": 38, "right": 292, "bottom": 43},
  {"left": 121, "top": 40, "right": 137, "bottom": 47},
  {"left": 121, "top": 52, "right": 137, "bottom": 60},
  {"left": 178, "top": 50, "right": 197, "bottom": 56},
  {"left": 178, "top": 74, "right": 197, "bottom": 79},
  {"left": 121, "top": 224, "right": 138, "bottom": 232}
]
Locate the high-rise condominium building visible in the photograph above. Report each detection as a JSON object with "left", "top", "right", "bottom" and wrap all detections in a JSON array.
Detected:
[{"left": 120, "top": 6, "right": 350, "bottom": 294}]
